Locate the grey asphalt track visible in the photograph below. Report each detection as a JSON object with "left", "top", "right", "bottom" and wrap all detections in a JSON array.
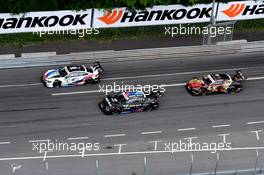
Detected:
[{"left": 0, "top": 52, "right": 264, "bottom": 175}]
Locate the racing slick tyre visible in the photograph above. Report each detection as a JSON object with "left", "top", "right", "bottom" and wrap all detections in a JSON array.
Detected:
[
  {"left": 228, "top": 86, "right": 237, "bottom": 93},
  {"left": 151, "top": 103, "right": 159, "bottom": 110},
  {"left": 144, "top": 105, "right": 152, "bottom": 111},
  {"left": 199, "top": 89, "right": 206, "bottom": 96},
  {"left": 191, "top": 88, "right": 206, "bottom": 96},
  {"left": 53, "top": 81, "right": 61, "bottom": 88},
  {"left": 112, "top": 109, "right": 121, "bottom": 115},
  {"left": 144, "top": 103, "right": 159, "bottom": 111},
  {"left": 91, "top": 78, "right": 100, "bottom": 84},
  {"left": 228, "top": 85, "right": 242, "bottom": 93},
  {"left": 84, "top": 79, "right": 92, "bottom": 85}
]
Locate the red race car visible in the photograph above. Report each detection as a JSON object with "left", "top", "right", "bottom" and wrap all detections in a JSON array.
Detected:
[{"left": 186, "top": 71, "right": 246, "bottom": 96}]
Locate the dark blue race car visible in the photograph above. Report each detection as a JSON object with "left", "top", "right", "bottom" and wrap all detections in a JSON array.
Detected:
[{"left": 99, "top": 91, "right": 163, "bottom": 115}]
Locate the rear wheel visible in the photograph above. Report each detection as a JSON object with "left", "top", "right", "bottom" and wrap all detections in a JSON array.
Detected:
[
  {"left": 228, "top": 85, "right": 242, "bottom": 93},
  {"left": 145, "top": 103, "right": 159, "bottom": 111},
  {"left": 151, "top": 103, "right": 159, "bottom": 110},
  {"left": 91, "top": 78, "right": 100, "bottom": 84},
  {"left": 228, "top": 86, "right": 236, "bottom": 93},
  {"left": 144, "top": 105, "right": 152, "bottom": 111},
  {"left": 84, "top": 79, "right": 91, "bottom": 85}
]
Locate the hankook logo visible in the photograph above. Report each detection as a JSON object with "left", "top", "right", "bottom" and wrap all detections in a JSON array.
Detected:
[
  {"left": 98, "top": 7, "right": 212, "bottom": 25},
  {"left": 98, "top": 9, "right": 123, "bottom": 25},
  {"left": 0, "top": 14, "right": 89, "bottom": 29},
  {"left": 222, "top": 3, "right": 264, "bottom": 18},
  {"left": 222, "top": 3, "right": 246, "bottom": 17}
]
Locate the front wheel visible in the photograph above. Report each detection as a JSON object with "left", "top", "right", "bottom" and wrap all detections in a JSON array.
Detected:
[
  {"left": 53, "top": 81, "right": 61, "bottom": 88},
  {"left": 91, "top": 77, "right": 100, "bottom": 84},
  {"left": 112, "top": 109, "right": 121, "bottom": 115},
  {"left": 191, "top": 88, "right": 206, "bottom": 96}
]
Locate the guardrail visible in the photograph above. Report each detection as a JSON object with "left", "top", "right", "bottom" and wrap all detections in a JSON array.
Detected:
[
  {"left": 0, "top": 54, "right": 15, "bottom": 59},
  {"left": 64, "top": 44, "right": 242, "bottom": 62},
  {"left": 240, "top": 41, "right": 264, "bottom": 53},
  {"left": 21, "top": 52, "right": 56, "bottom": 58},
  {"left": 0, "top": 40, "right": 264, "bottom": 68}
]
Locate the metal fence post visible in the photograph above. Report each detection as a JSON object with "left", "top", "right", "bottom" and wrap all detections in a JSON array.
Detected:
[
  {"left": 207, "top": 24, "right": 212, "bottom": 45},
  {"left": 144, "top": 156, "right": 147, "bottom": 175},
  {"left": 96, "top": 160, "right": 99, "bottom": 175},
  {"left": 223, "top": 24, "right": 227, "bottom": 42},
  {"left": 254, "top": 150, "right": 260, "bottom": 175},
  {"left": 45, "top": 162, "right": 49, "bottom": 175},
  {"left": 190, "top": 153, "right": 194, "bottom": 175},
  {"left": 211, "top": 0, "right": 216, "bottom": 26},
  {"left": 207, "top": 0, "right": 216, "bottom": 45},
  {"left": 214, "top": 152, "right": 219, "bottom": 175}
]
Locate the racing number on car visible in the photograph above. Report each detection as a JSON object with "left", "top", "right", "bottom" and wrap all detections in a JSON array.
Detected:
[
  {"left": 66, "top": 72, "right": 84, "bottom": 84},
  {"left": 67, "top": 77, "right": 76, "bottom": 84},
  {"left": 208, "top": 84, "right": 217, "bottom": 92}
]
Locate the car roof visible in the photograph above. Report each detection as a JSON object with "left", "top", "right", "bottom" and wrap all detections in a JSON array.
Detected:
[
  {"left": 122, "top": 91, "right": 145, "bottom": 100},
  {"left": 65, "top": 65, "right": 86, "bottom": 73},
  {"left": 210, "top": 74, "right": 231, "bottom": 81}
]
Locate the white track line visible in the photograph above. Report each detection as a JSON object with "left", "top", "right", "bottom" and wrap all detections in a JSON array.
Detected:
[
  {"left": 0, "top": 83, "right": 42, "bottom": 88},
  {"left": 0, "top": 142, "right": 11, "bottom": 145},
  {"left": 102, "top": 67, "right": 248, "bottom": 81},
  {"left": 247, "top": 121, "right": 264, "bottom": 125},
  {"left": 141, "top": 131, "right": 162, "bottom": 135},
  {"left": 247, "top": 77, "right": 264, "bottom": 81},
  {"left": 52, "top": 90, "right": 99, "bottom": 96},
  {"left": 67, "top": 137, "right": 89, "bottom": 141},
  {"left": 1, "top": 67, "right": 264, "bottom": 90},
  {"left": 0, "top": 68, "right": 247, "bottom": 89},
  {"left": 51, "top": 75, "right": 264, "bottom": 96},
  {"left": 161, "top": 83, "right": 185, "bottom": 87},
  {"left": 186, "top": 168, "right": 261, "bottom": 175},
  {"left": 177, "top": 128, "right": 196, "bottom": 131},
  {"left": 212, "top": 124, "right": 231, "bottom": 128},
  {"left": 29, "top": 139, "right": 50, "bottom": 143},
  {"left": 0, "top": 146, "right": 264, "bottom": 161},
  {"left": 104, "top": 134, "right": 126, "bottom": 138}
]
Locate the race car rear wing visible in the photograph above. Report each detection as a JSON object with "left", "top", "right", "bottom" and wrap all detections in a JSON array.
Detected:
[
  {"left": 147, "top": 90, "right": 164, "bottom": 99},
  {"left": 92, "top": 62, "right": 104, "bottom": 72},
  {"left": 233, "top": 70, "right": 246, "bottom": 82}
]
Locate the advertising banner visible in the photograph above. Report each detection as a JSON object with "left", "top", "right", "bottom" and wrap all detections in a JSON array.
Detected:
[
  {"left": 93, "top": 1, "right": 264, "bottom": 28},
  {"left": 217, "top": 1, "right": 264, "bottom": 22},
  {"left": 0, "top": 10, "right": 92, "bottom": 34},
  {"left": 93, "top": 4, "right": 213, "bottom": 28},
  {"left": 0, "top": 1, "right": 263, "bottom": 33}
]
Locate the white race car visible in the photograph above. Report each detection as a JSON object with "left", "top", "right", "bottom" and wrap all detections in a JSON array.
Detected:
[{"left": 42, "top": 62, "right": 103, "bottom": 88}]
